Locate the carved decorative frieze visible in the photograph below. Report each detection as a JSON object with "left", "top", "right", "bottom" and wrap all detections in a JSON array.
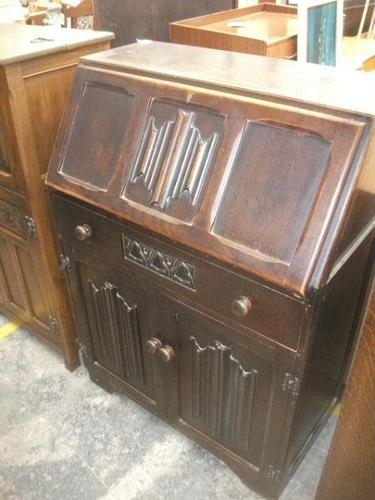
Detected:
[
  {"left": 190, "top": 336, "right": 258, "bottom": 450},
  {"left": 124, "top": 100, "right": 225, "bottom": 217},
  {"left": 89, "top": 280, "right": 144, "bottom": 383},
  {"left": 122, "top": 235, "right": 196, "bottom": 290}
]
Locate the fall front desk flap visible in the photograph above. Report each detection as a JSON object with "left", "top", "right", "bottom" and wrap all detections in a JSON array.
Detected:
[{"left": 46, "top": 42, "right": 375, "bottom": 297}]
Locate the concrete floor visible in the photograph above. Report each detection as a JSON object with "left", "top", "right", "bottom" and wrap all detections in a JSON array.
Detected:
[{"left": 0, "top": 321, "right": 336, "bottom": 500}]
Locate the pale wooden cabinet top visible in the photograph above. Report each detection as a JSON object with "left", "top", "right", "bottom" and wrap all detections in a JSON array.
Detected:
[{"left": 0, "top": 23, "right": 114, "bottom": 65}]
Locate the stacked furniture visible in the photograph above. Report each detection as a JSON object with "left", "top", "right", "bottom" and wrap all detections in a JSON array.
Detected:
[
  {"left": 0, "top": 23, "right": 113, "bottom": 369},
  {"left": 46, "top": 42, "right": 374, "bottom": 498}
]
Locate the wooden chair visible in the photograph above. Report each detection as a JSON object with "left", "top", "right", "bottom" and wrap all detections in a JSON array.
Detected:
[{"left": 61, "top": 0, "right": 93, "bottom": 29}]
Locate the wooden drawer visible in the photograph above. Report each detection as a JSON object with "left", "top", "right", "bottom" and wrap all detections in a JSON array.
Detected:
[{"left": 53, "top": 194, "right": 303, "bottom": 350}]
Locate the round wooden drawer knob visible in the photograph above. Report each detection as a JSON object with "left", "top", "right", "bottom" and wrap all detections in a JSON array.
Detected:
[
  {"left": 157, "top": 345, "right": 175, "bottom": 363},
  {"left": 231, "top": 296, "right": 252, "bottom": 318},
  {"left": 145, "top": 338, "right": 162, "bottom": 354},
  {"left": 74, "top": 224, "right": 92, "bottom": 241}
]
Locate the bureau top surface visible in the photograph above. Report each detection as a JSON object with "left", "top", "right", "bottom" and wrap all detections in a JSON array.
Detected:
[
  {"left": 0, "top": 23, "right": 114, "bottom": 65},
  {"left": 47, "top": 42, "right": 375, "bottom": 297},
  {"left": 83, "top": 41, "right": 375, "bottom": 116}
]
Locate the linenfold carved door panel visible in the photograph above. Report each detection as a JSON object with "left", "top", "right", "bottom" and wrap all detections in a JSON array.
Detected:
[
  {"left": 161, "top": 295, "right": 277, "bottom": 468},
  {"left": 74, "top": 259, "right": 160, "bottom": 407},
  {"left": 123, "top": 98, "right": 225, "bottom": 221}
]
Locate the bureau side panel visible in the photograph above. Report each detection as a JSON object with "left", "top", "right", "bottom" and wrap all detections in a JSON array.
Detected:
[{"left": 284, "top": 234, "right": 373, "bottom": 474}]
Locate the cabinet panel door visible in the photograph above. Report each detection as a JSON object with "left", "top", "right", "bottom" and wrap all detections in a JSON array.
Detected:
[
  {"left": 70, "top": 250, "right": 162, "bottom": 410},
  {"left": 0, "top": 234, "right": 53, "bottom": 335},
  {"left": 161, "top": 295, "right": 283, "bottom": 470}
]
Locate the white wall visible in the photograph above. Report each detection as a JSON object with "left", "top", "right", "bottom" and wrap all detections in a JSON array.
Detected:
[
  {"left": 0, "top": 0, "right": 25, "bottom": 23},
  {"left": 237, "top": 0, "right": 258, "bottom": 6},
  {"left": 0, "top": 0, "right": 19, "bottom": 6}
]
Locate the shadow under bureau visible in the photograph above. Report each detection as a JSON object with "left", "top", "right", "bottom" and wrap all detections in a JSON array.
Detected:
[{"left": 46, "top": 42, "right": 375, "bottom": 499}]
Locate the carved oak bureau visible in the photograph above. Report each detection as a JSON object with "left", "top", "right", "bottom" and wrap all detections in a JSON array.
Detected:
[
  {"left": 46, "top": 42, "right": 375, "bottom": 499},
  {"left": 0, "top": 24, "right": 113, "bottom": 369}
]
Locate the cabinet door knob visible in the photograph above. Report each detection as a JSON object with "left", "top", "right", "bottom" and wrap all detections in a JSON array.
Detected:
[
  {"left": 158, "top": 345, "right": 175, "bottom": 363},
  {"left": 74, "top": 224, "right": 92, "bottom": 241},
  {"left": 145, "top": 338, "right": 162, "bottom": 354},
  {"left": 231, "top": 296, "right": 252, "bottom": 318}
]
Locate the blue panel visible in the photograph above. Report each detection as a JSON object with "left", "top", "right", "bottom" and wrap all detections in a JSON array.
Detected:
[{"left": 307, "top": 2, "right": 337, "bottom": 66}]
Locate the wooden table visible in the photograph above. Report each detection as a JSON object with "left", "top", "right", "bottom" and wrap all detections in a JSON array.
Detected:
[{"left": 170, "top": 3, "right": 298, "bottom": 59}]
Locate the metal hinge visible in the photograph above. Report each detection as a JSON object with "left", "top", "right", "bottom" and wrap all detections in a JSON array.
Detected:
[
  {"left": 75, "top": 337, "right": 88, "bottom": 359},
  {"left": 264, "top": 465, "right": 281, "bottom": 483},
  {"left": 60, "top": 254, "right": 72, "bottom": 273},
  {"left": 48, "top": 315, "right": 60, "bottom": 336},
  {"left": 24, "top": 215, "right": 37, "bottom": 239},
  {"left": 281, "top": 373, "right": 300, "bottom": 397}
]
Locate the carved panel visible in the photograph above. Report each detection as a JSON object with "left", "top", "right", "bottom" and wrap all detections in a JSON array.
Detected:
[
  {"left": 190, "top": 336, "right": 258, "bottom": 451},
  {"left": 0, "top": 200, "right": 25, "bottom": 237},
  {"left": 59, "top": 82, "right": 135, "bottom": 191},
  {"left": 213, "top": 121, "right": 332, "bottom": 264},
  {"left": 89, "top": 280, "right": 144, "bottom": 383},
  {"left": 122, "top": 235, "right": 196, "bottom": 290},
  {"left": 124, "top": 99, "right": 225, "bottom": 220}
]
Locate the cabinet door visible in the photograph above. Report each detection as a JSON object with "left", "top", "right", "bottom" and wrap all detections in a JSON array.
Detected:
[
  {"left": 68, "top": 250, "right": 163, "bottom": 413},
  {"left": 0, "top": 233, "right": 53, "bottom": 337},
  {"left": 160, "top": 295, "right": 286, "bottom": 472}
]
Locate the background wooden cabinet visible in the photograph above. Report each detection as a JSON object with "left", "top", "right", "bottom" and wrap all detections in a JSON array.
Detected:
[{"left": 0, "top": 25, "right": 113, "bottom": 369}]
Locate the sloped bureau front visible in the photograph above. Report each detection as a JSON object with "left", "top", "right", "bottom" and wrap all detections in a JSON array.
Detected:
[
  {"left": 59, "top": 82, "right": 135, "bottom": 191},
  {"left": 213, "top": 121, "right": 332, "bottom": 264}
]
